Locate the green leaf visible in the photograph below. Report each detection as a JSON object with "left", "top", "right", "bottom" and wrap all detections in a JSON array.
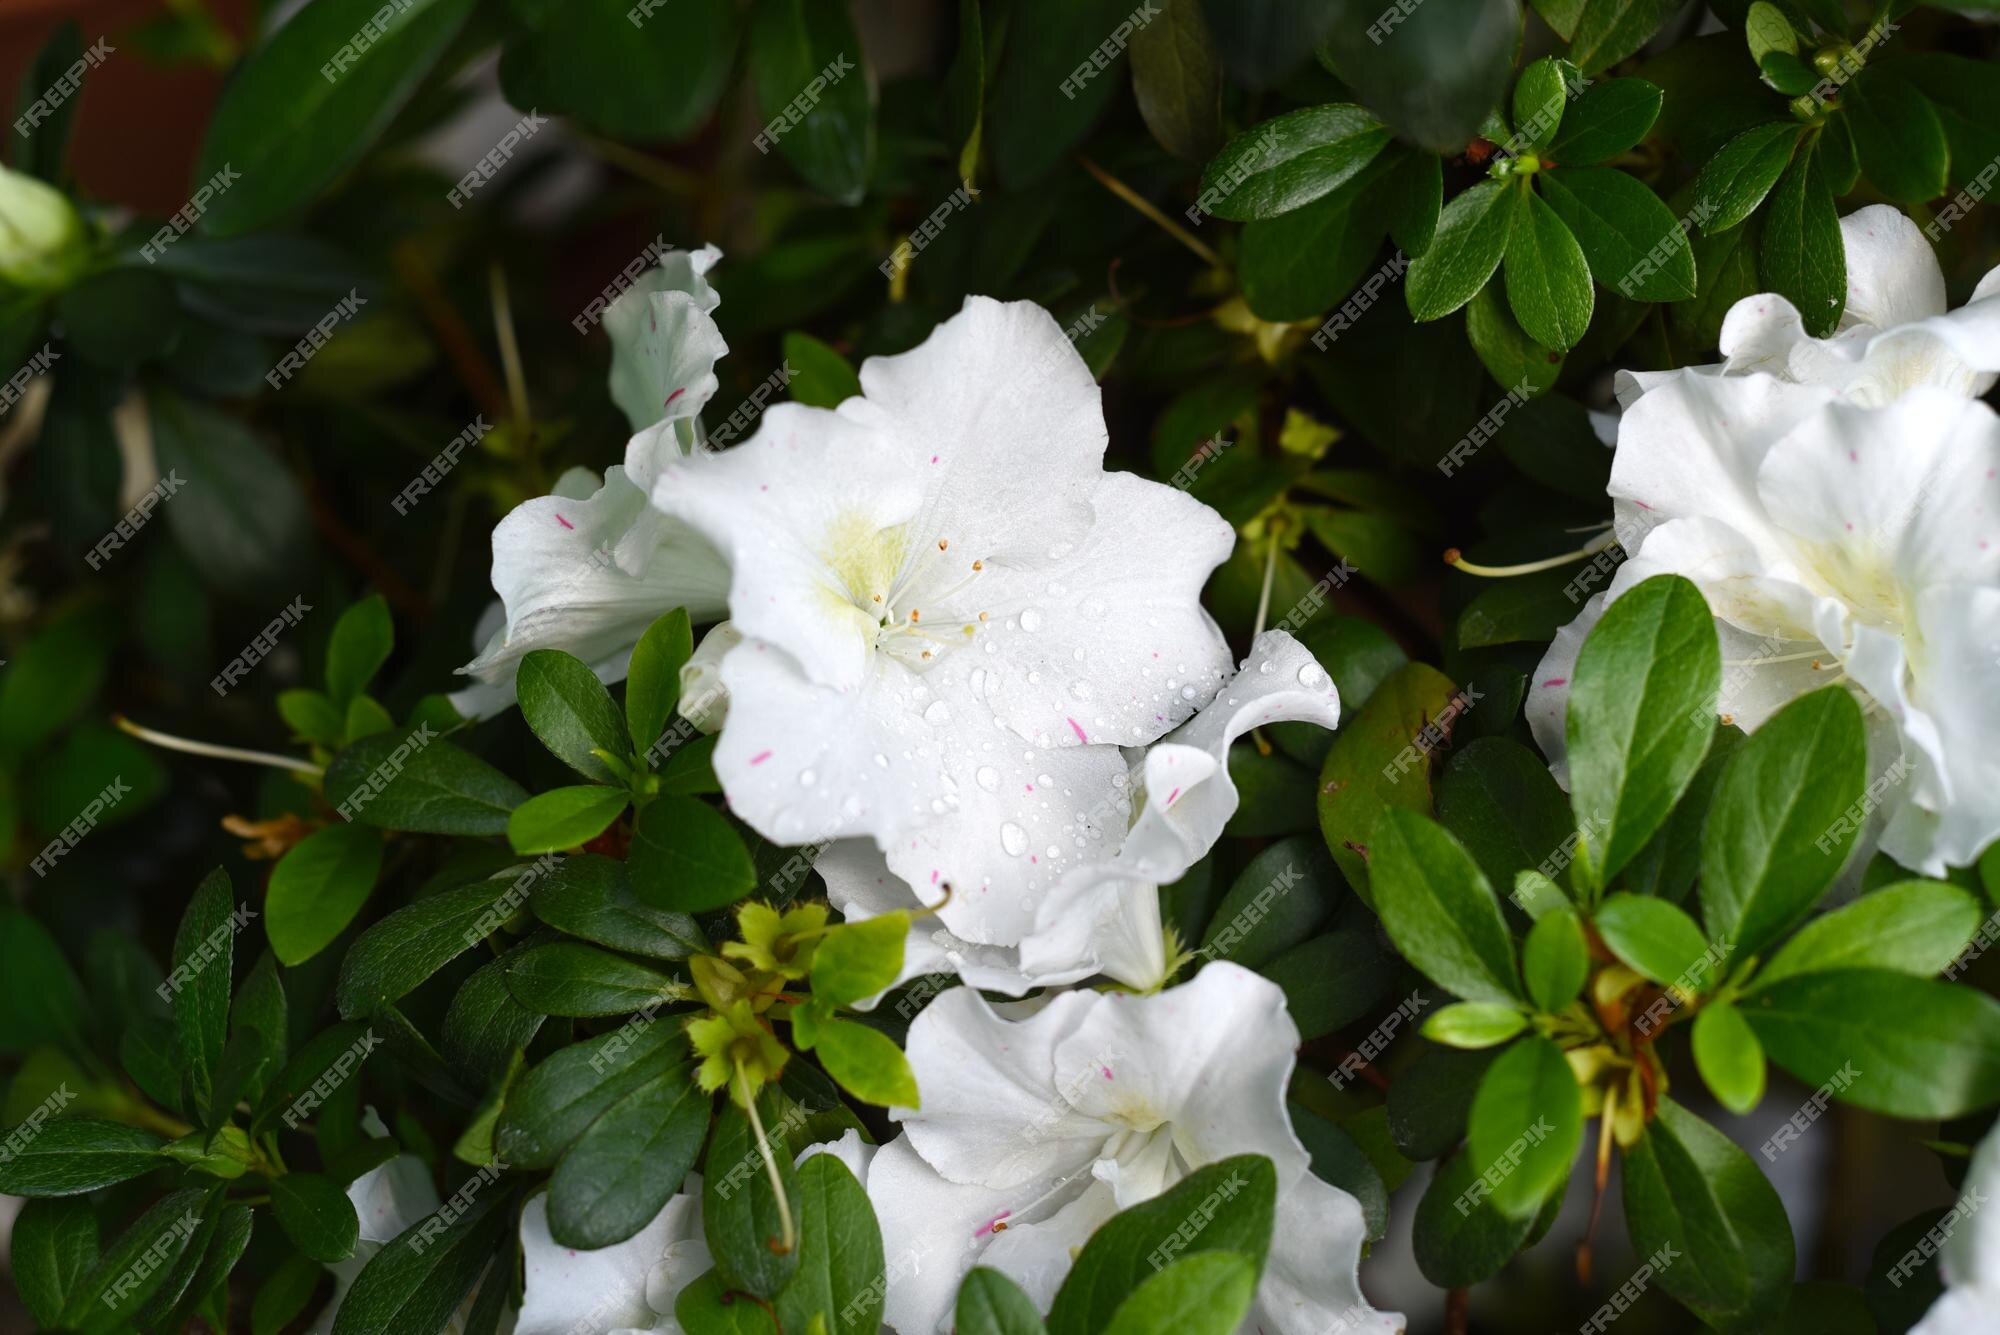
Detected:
[
  {"left": 193, "top": 0, "right": 475, "bottom": 235},
  {"left": 1504, "top": 188, "right": 1594, "bottom": 352},
  {"left": 504, "top": 942, "right": 687, "bottom": 1018},
  {"left": 1466, "top": 1035, "right": 1583, "bottom": 1217},
  {"left": 518, "top": 649, "right": 632, "bottom": 782},
  {"left": 1238, "top": 170, "right": 1397, "bottom": 323},
  {"left": 1756, "top": 881, "right": 1982, "bottom": 986},
  {"left": 0, "top": 908, "right": 88, "bottom": 1056},
  {"left": 986, "top": 0, "right": 1146, "bottom": 185},
  {"left": 1568, "top": 0, "right": 1680, "bottom": 75},
  {"left": 956, "top": 1268, "right": 1049, "bottom": 1335},
  {"left": 267, "top": 823, "right": 383, "bottom": 966},
  {"left": 810, "top": 914, "right": 909, "bottom": 1007},
  {"left": 55, "top": 268, "right": 179, "bottom": 365},
  {"left": 1622, "top": 726, "right": 1743, "bottom": 905},
  {"left": 1523, "top": 908, "right": 1589, "bottom": 1012},
  {"left": 1316, "top": 0, "right": 1520, "bottom": 152},
  {"left": 1564, "top": 574, "right": 1719, "bottom": 888},
  {"left": 1198, "top": 835, "right": 1344, "bottom": 968},
  {"left": 626, "top": 609, "right": 694, "bottom": 757},
  {"left": 271, "top": 1171, "right": 360, "bottom": 1262},
  {"left": 1692, "top": 1001, "right": 1766, "bottom": 1114},
  {"left": 1692, "top": 121, "right": 1799, "bottom": 234},
  {"left": 1465, "top": 280, "right": 1563, "bottom": 395},
  {"left": 704, "top": 1089, "right": 801, "bottom": 1298},
  {"left": 1547, "top": 78, "right": 1663, "bottom": 164},
  {"left": 1368, "top": 809, "right": 1523, "bottom": 1005},
  {"left": 530, "top": 854, "right": 706, "bottom": 961},
  {"left": 0, "top": 1119, "right": 164, "bottom": 1197},
  {"left": 1388, "top": 1043, "right": 1496, "bottom": 1160},
  {"left": 1740, "top": 969, "right": 2000, "bottom": 1118},
  {"left": 10, "top": 1197, "right": 98, "bottom": 1327},
  {"left": 326, "top": 595, "right": 392, "bottom": 707},
  {"left": 331, "top": 1173, "right": 515, "bottom": 1335},
  {"left": 1621, "top": 1099, "right": 1794, "bottom": 1325},
  {"left": 1538, "top": 164, "right": 1697, "bottom": 301},
  {"left": 775, "top": 1152, "right": 888, "bottom": 1335},
  {"left": 324, "top": 728, "right": 529, "bottom": 836},
  {"left": 1130, "top": 0, "right": 1224, "bottom": 162},
  {"left": 1845, "top": 69, "right": 1949, "bottom": 206},
  {"left": 1317, "top": 662, "right": 1461, "bottom": 899},
  {"left": 1407, "top": 181, "right": 1518, "bottom": 320},
  {"left": 1743, "top": 3, "right": 1795, "bottom": 61},
  {"left": 149, "top": 388, "right": 309, "bottom": 594},
  {"left": 1759, "top": 148, "right": 1845, "bottom": 336},
  {"left": 749, "top": 0, "right": 874, "bottom": 204},
  {"left": 1512, "top": 58, "right": 1576, "bottom": 153},
  {"left": 1423, "top": 1001, "right": 1529, "bottom": 1048},
  {"left": 60, "top": 1189, "right": 210, "bottom": 1332},
  {"left": 1260, "top": 928, "right": 1393, "bottom": 1040},
  {"left": 12, "top": 23, "right": 86, "bottom": 183},
  {"left": 1411, "top": 1145, "right": 1536, "bottom": 1285},
  {"left": 1699, "top": 687, "right": 1867, "bottom": 964},
  {"left": 807, "top": 1017, "right": 919, "bottom": 1107},
  {"left": 335, "top": 874, "right": 526, "bottom": 1019},
  {"left": 0, "top": 601, "right": 112, "bottom": 767},
  {"left": 497, "top": 0, "right": 737, "bottom": 140},
  {"left": 1291, "top": 1103, "right": 1391, "bottom": 1240},
  {"left": 781, "top": 332, "right": 863, "bottom": 409},
  {"left": 441, "top": 950, "right": 546, "bottom": 1093},
  {"left": 1195, "top": 104, "right": 1391, "bottom": 221},
  {"left": 279, "top": 689, "right": 345, "bottom": 746},
  {"left": 171, "top": 867, "right": 238, "bottom": 1116},
  {"left": 1047, "top": 1156, "right": 1275, "bottom": 1335},
  {"left": 507, "top": 785, "right": 631, "bottom": 855},
  {"left": 628, "top": 795, "right": 759, "bottom": 914},
  {"left": 1594, "top": 894, "right": 1717, "bottom": 991},
  {"left": 496, "top": 1027, "right": 688, "bottom": 1170},
  {"left": 1102, "top": 1251, "right": 1257, "bottom": 1335},
  {"left": 163, "top": 1202, "right": 254, "bottom": 1332},
  {"left": 549, "top": 1057, "right": 710, "bottom": 1249},
  {"left": 1896, "top": 52, "right": 2000, "bottom": 193}
]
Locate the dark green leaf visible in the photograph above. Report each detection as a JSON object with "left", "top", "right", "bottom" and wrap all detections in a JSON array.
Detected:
[
  {"left": 1845, "top": 69, "right": 1949, "bottom": 205},
  {"left": 507, "top": 785, "right": 631, "bottom": 855},
  {"left": 531, "top": 854, "right": 706, "bottom": 960},
  {"left": 330, "top": 1174, "right": 516, "bottom": 1335},
  {"left": 1102, "top": 1251, "right": 1257, "bottom": 1335},
  {"left": 749, "top": 0, "right": 874, "bottom": 203},
  {"left": 781, "top": 332, "right": 863, "bottom": 409},
  {"left": 1539, "top": 164, "right": 1697, "bottom": 301},
  {"left": 1698, "top": 687, "right": 1867, "bottom": 964},
  {"left": 1411, "top": 1145, "right": 1536, "bottom": 1285},
  {"left": 336, "top": 874, "right": 528, "bottom": 1019},
  {"left": 518, "top": 649, "right": 632, "bottom": 782},
  {"left": 171, "top": 867, "right": 238, "bottom": 1116},
  {"left": 1367, "top": 809, "right": 1522, "bottom": 1005},
  {"left": 987, "top": 0, "right": 1143, "bottom": 185},
  {"left": 549, "top": 1057, "right": 710, "bottom": 1249},
  {"left": 326, "top": 595, "right": 392, "bottom": 706},
  {"left": 704, "top": 1089, "right": 801, "bottom": 1298},
  {"left": 1504, "top": 188, "right": 1595, "bottom": 351},
  {"left": 1759, "top": 148, "right": 1844, "bottom": 336},
  {"left": 267, "top": 823, "right": 383, "bottom": 967},
  {"left": 627, "top": 608, "right": 694, "bottom": 757},
  {"left": 1547, "top": 78, "right": 1662, "bottom": 164},
  {"left": 149, "top": 387, "right": 310, "bottom": 594},
  {"left": 497, "top": 1027, "right": 688, "bottom": 1171},
  {"left": 272, "top": 1171, "right": 361, "bottom": 1262},
  {"left": 1568, "top": 0, "right": 1680, "bottom": 75},
  {"left": 1130, "top": 0, "right": 1224, "bottom": 161},
  {"left": 0, "top": 908, "right": 87, "bottom": 1056},
  {"left": 324, "top": 728, "right": 528, "bottom": 836},
  {"left": 1317, "top": 662, "right": 1461, "bottom": 899},
  {"left": 1195, "top": 104, "right": 1391, "bottom": 221},
  {"left": 628, "top": 794, "right": 759, "bottom": 913},
  {"left": 10, "top": 1197, "right": 97, "bottom": 1326},
  {"left": 1693, "top": 121, "right": 1799, "bottom": 234},
  {"left": 504, "top": 942, "right": 687, "bottom": 1018},
  {"left": 1198, "top": 835, "right": 1343, "bottom": 969},
  {"left": 1435, "top": 737, "right": 1574, "bottom": 894},
  {"left": 1318, "top": 0, "right": 1520, "bottom": 152},
  {"left": 1260, "top": 928, "right": 1393, "bottom": 1040},
  {"left": 772, "top": 1150, "right": 887, "bottom": 1335},
  {"left": 61, "top": 1189, "right": 210, "bottom": 1331},
  {"left": 497, "top": 0, "right": 737, "bottom": 140},
  {"left": 1407, "top": 181, "right": 1518, "bottom": 320},
  {"left": 1512, "top": 58, "right": 1576, "bottom": 153},
  {"left": 1388, "top": 1042, "right": 1496, "bottom": 1160},
  {"left": 0, "top": 1118, "right": 164, "bottom": 1197}
]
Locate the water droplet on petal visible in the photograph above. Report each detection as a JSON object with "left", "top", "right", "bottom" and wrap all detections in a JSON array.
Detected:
[
  {"left": 924, "top": 700, "right": 952, "bottom": 725},
  {"left": 1019, "top": 608, "right": 1043, "bottom": 632},
  {"left": 1257, "top": 659, "right": 1274, "bottom": 675},
  {"left": 1180, "top": 685, "right": 1197, "bottom": 700},
  {"left": 1299, "top": 663, "right": 1330, "bottom": 690},
  {"left": 976, "top": 766, "right": 1000, "bottom": 791},
  {"left": 1000, "top": 822, "right": 1028, "bottom": 856},
  {"left": 799, "top": 769, "right": 818, "bottom": 787},
  {"left": 873, "top": 753, "right": 890, "bottom": 768}
]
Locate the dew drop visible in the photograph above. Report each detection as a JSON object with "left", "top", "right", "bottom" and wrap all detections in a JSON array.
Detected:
[
  {"left": 799, "top": 769, "right": 818, "bottom": 787},
  {"left": 1299, "top": 663, "right": 1330, "bottom": 690},
  {"left": 976, "top": 766, "right": 1000, "bottom": 792},
  {"left": 874, "top": 753, "right": 890, "bottom": 768},
  {"left": 1180, "top": 685, "right": 1197, "bottom": 700},
  {"left": 1019, "top": 608, "right": 1043, "bottom": 632},
  {"left": 1000, "top": 822, "right": 1028, "bottom": 856},
  {"left": 924, "top": 700, "right": 952, "bottom": 725},
  {"left": 1257, "top": 659, "right": 1274, "bottom": 675}
]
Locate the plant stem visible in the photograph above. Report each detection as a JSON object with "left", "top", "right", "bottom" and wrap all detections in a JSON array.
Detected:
[
  {"left": 113, "top": 716, "right": 322, "bottom": 776},
  {"left": 1076, "top": 155, "right": 1224, "bottom": 270},
  {"left": 736, "top": 1063, "right": 796, "bottom": 1256}
]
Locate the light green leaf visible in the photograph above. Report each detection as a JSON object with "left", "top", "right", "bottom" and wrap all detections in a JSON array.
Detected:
[
  {"left": 1692, "top": 1002, "right": 1765, "bottom": 1115},
  {"left": 1503, "top": 188, "right": 1594, "bottom": 351},
  {"left": 1465, "top": 1035, "right": 1583, "bottom": 1218},
  {"left": 1367, "top": 809, "right": 1523, "bottom": 1005},
  {"left": 1407, "top": 181, "right": 1518, "bottom": 320}
]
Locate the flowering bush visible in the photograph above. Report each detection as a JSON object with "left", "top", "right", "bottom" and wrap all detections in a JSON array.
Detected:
[{"left": 2, "top": 1, "right": 2000, "bottom": 1332}]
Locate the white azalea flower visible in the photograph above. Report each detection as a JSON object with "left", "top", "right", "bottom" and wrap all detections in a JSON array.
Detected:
[
  {"left": 1528, "top": 380, "right": 2000, "bottom": 874},
  {"left": 515, "top": 1131, "right": 878, "bottom": 1333},
  {"left": 651, "top": 296, "right": 1235, "bottom": 949},
  {"left": 817, "top": 630, "right": 1340, "bottom": 996},
  {"left": 452, "top": 246, "right": 734, "bottom": 718},
  {"left": 1911, "top": 1124, "right": 2000, "bottom": 1334},
  {"left": 861, "top": 962, "right": 1399, "bottom": 1335},
  {"left": 1619, "top": 204, "right": 2000, "bottom": 409}
]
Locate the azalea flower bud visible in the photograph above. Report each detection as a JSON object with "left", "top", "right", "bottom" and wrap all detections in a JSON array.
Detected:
[{"left": 0, "top": 164, "right": 87, "bottom": 290}]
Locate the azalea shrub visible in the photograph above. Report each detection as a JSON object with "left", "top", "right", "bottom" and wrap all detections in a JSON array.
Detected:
[{"left": 5, "top": 0, "right": 2000, "bottom": 1332}]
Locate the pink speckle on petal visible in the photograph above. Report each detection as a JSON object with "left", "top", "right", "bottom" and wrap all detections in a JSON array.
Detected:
[
  {"left": 1068, "top": 718, "right": 1088, "bottom": 743},
  {"left": 749, "top": 750, "right": 773, "bottom": 766},
  {"left": 1167, "top": 787, "right": 1181, "bottom": 805},
  {"left": 975, "top": 1212, "right": 1011, "bottom": 1238},
  {"left": 1845, "top": 522, "right": 1854, "bottom": 531},
  {"left": 1634, "top": 500, "right": 1653, "bottom": 511},
  {"left": 1849, "top": 450, "right": 1859, "bottom": 462},
  {"left": 1030, "top": 855, "right": 1037, "bottom": 864},
  {"left": 931, "top": 454, "right": 940, "bottom": 464},
  {"left": 1101, "top": 1066, "right": 1113, "bottom": 1080},
  {"left": 555, "top": 514, "right": 574, "bottom": 529},
  {"left": 666, "top": 387, "right": 686, "bottom": 404},
  {"left": 1542, "top": 677, "right": 1567, "bottom": 688},
  {"left": 1025, "top": 783, "right": 1033, "bottom": 793}
]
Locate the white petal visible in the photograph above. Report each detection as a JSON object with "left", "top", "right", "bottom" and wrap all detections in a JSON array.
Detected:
[
  {"left": 865, "top": 1136, "right": 1048, "bottom": 1335},
  {"left": 898, "top": 985, "right": 1111, "bottom": 1188},
  {"left": 1912, "top": 1286, "right": 1997, "bottom": 1335},
  {"left": 797, "top": 1127, "right": 878, "bottom": 1182},
  {"left": 840, "top": 296, "right": 1107, "bottom": 569},
  {"left": 976, "top": 1173, "right": 1124, "bottom": 1316},
  {"left": 311, "top": 1154, "right": 441, "bottom": 1333},
  {"left": 1606, "top": 515, "right": 1819, "bottom": 642},
  {"left": 517, "top": 1189, "right": 696, "bottom": 1335},
  {"left": 605, "top": 244, "right": 725, "bottom": 438},
  {"left": 1609, "top": 371, "right": 1836, "bottom": 559},
  {"left": 1880, "top": 585, "right": 2000, "bottom": 873},
  {"left": 1838, "top": 205, "right": 1948, "bottom": 332},
  {"left": 453, "top": 465, "right": 731, "bottom": 717},
  {"left": 653, "top": 402, "right": 926, "bottom": 693},
  {"left": 1053, "top": 962, "right": 1310, "bottom": 1187},
  {"left": 972, "top": 470, "right": 1235, "bottom": 751},
  {"left": 1943, "top": 1123, "right": 2000, "bottom": 1291},
  {"left": 678, "top": 621, "right": 741, "bottom": 734},
  {"left": 1526, "top": 594, "right": 1602, "bottom": 791},
  {"left": 1719, "top": 291, "right": 1819, "bottom": 381},
  {"left": 1246, "top": 1172, "right": 1400, "bottom": 1335}
]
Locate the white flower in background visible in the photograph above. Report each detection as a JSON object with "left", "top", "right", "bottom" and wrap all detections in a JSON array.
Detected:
[
  {"left": 652, "top": 296, "right": 1235, "bottom": 950},
  {"left": 1529, "top": 381, "right": 2000, "bottom": 874},
  {"left": 451, "top": 246, "right": 734, "bottom": 718},
  {"left": 1619, "top": 204, "right": 2000, "bottom": 409},
  {"left": 0, "top": 162, "right": 86, "bottom": 290},
  {"left": 817, "top": 630, "right": 1339, "bottom": 997},
  {"left": 1911, "top": 1123, "right": 2000, "bottom": 1334},
  {"left": 860, "top": 963, "right": 1399, "bottom": 1335},
  {"left": 514, "top": 1132, "right": 877, "bottom": 1333}
]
